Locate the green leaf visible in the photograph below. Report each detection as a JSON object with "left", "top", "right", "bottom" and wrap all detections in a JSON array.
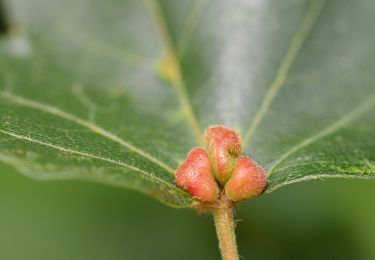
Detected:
[{"left": 0, "top": 0, "right": 374, "bottom": 207}]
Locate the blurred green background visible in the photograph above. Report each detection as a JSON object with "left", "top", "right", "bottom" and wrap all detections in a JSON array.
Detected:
[{"left": 1, "top": 163, "right": 375, "bottom": 260}]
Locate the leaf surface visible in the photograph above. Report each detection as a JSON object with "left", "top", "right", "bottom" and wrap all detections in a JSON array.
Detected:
[{"left": 0, "top": 0, "right": 374, "bottom": 206}]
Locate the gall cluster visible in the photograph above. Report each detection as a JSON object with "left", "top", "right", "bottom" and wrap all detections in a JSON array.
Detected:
[{"left": 175, "top": 125, "right": 267, "bottom": 203}]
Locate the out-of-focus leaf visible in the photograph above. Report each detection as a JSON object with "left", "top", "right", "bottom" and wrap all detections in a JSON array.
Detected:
[{"left": 0, "top": 0, "right": 374, "bottom": 206}]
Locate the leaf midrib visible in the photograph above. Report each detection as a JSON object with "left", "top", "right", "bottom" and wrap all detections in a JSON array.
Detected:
[{"left": 145, "top": 0, "right": 203, "bottom": 144}]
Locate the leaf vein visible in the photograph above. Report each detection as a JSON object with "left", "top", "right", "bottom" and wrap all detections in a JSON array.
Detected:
[
  {"left": 267, "top": 94, "right": 375, "bottom": 177},
  {"left": 145, "top": 0, "right": 203, "bottom": 144},
  {"left": 0, "top": 129, "right": 185, "bottom": 193},
  {"left": 266, "top": 172, "right": 375, "bottom": 194},
  {"left": 244, "top": 0, "right": 327, "bottom": 146},
  {"left": 0, "top": 91, "right": 174, "bottom": 173},
  {"left": 177, "top": 0, "right": 209, "bottom": 57}
]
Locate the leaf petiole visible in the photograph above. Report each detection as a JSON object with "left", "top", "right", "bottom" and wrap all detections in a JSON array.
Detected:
[{"left": 212, "top": 195, "right": 238, "bottom": 260}]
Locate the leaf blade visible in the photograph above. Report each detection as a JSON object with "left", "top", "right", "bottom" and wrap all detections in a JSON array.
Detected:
[{"left": 1, "top": 0, "right": 375, "bottom": 205}]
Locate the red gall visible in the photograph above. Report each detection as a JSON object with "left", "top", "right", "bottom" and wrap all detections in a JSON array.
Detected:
[
  {"left": 204, "top": 125, "right": 242, "bottom": 185},
  {"left": 175, "top": 147, "right": 219, "bottom": 202},
  {"left": 225, "top": 156, "right": 267, "bottom": 201}
]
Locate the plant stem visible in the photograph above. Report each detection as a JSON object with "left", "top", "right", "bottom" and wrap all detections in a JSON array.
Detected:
[{"left": 212, "top": 196, "right": 238, "bottom": 260}]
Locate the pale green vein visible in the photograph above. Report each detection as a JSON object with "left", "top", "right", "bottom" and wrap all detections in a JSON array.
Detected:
[
  {"left": 0, "top": 129, "right": 186, "bottom": 194},
  {"left": 265, "top": 173, "right": 375, "bottom": 194},
  {"left": 177, "top": 0, "right": 209, "bottom": 57},
  {"left": 364, "top": 159, "right": 375, "bottom": 171},
  {"left": 244, "top": 0, "right": 327, "bottom": 146},
  {"left": 144, "top": 0, "right": 203, "bottom": 144},
  {"left": 0, "top": 91, "right": 174, "bottom": 173},
  {"left": 72, "top": 83, "right": 97, "bottom": 122},
  {"left": 267, "top": 94, "right": 375, "bottom": 178}
]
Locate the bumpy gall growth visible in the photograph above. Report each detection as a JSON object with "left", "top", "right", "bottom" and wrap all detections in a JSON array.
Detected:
[
  {"left": 175, "top": 147, "right": 219, "bottom": 202},
  {"left": 224, "top": 156, "right": 267, "bottom": 201},
  {"left": 204, "top": 125, "right": 242, "bottom": 185},
  {"left": 175, "top": 125, "right": 267, "bottom": 203}
]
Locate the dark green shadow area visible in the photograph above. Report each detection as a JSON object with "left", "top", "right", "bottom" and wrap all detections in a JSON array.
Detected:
[
  {"left": 0, "top": 0, "right": 9, "bottom": 35},
  {"left": 1, "top": 162, "right": 375, "bottom": 260},
  {"left": 0, "top": 163, "right": 218, "bottom": 260}
]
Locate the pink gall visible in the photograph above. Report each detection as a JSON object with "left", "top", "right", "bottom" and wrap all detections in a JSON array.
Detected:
[
  {"left": 224, "top": 156, "right": 267, "bottom": 201},
  {"left": 204, "top": 125, "right": 242, "bottom": 185},
  {"left": 175, "top": 147, "right": 219, "bottom": 202}
]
